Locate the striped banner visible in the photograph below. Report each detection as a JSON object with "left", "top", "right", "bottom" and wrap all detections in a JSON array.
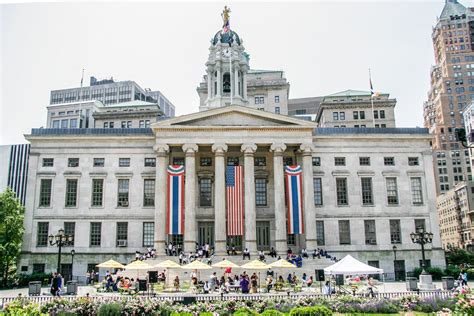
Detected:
[
  {"left": 226, "top": 165, "right": 244, "bottom": 236},
  {"left": 285, "top": 165, "right": 304, "bottom": 235},
  {"left": 166, "top": 165, "right": 185, "bottom": 235}
]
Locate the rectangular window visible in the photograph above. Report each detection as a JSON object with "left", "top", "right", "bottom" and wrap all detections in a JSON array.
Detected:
[
  {"left": 200, "top": 157, "right": 212, "bottom": 166},
  {"left": 313, "top": 178, "right": 323, "bottom": 206},
  {"left": 384, "top": 157, "right": 395, "bottom": 166},
  {"left": 64, "top": 222, "right": 75, "bottom": 246},
  {"left": 91, "top": 179, "right": 104, "bottom": 207},
  {"left": 68, "top": 158, "right": 79, "bottom": 167},
  {"left": 39, "top": 179, "right": 52, "bottom": 207},
  {"left": 70, "top": 119, "right": 77, "bottom": 128},
  {"left": 283, "top": 157, "right": 293, "bottom": 166},
  {"left": 127, "top": 121, "right": 132, "bottom": 128},
  {"left": 145, "top": 120, "right": 150, "bottom": 128},
  {"left": 143, "top": 179, "right": 155, "bottom": 207},
  {"left": 37, "top": 222, "right": 49, "bottom": 247},
  {"left": 390, "top": 219, "right": 401, "bottom": 243},
  {"left": 52, "top": 120, "right": 60, "bottom": 128},
  {"left": 364, "top": 220, "right": 377, "bottom": 245},
  {"left": 90, "top": 222, "right": 101, "bottom": 247},
  {"left": 33, "top": 264, "right": 45, "bottom": 273},
  {"left": 255, "top": 157, "right": 266, "bottom": 166},
  {"left": 275, "top": 107, "right": 280, "bottom": 114},
  {"left": 109, "top": 122, "right": 114, "bottom": 128},
  {"left": 411, "top": 177, "right": 423, "bottom": 205},
  {"left": 119, "top": 158, "right": 130, "bottom": 167},
  {"left": 42, "top": 158, "right": 54, "bottom": 167},
  {"left": 336, "top": 178, "right": 348, "bottom": 205},
  {"left": 121, "top": 121, "right": 126, "bottom": 128},
  {"left": 360, "top": 111, "right": 365, "bottom": 119},
  {"left": 338, "top": 220, "right": 351, "bottom": 245},
  {"left": 61, "top": 119, "right": 68, "bottom": 128},
  {"left": 173, "top": 157, "right": 185, "bottom": 165},
  {"left": 143, "top": 222, "right": 154, "bottom": 247},
  {"left": 312, "top": 157, "right": 321, "bottom": 166},
  {"left": 93, "top": 158, "right": 104, "bottom": 167},
  {"left": 144, "top": 158, "right": 156, "bottom": 167},
  {"left": 408, "top": 157, "right": 419, "bottom": 166},
  {"left": 287, "top": 234, "right": 296, "bottom": 246},
  {"left": 373, "top": 110, "right": 379, "bottom": 119},
  {"left": 199, "top": 178, "right": 212, "bottom": 207},
  {"left": 65, "top": 179, "right": 78, "bottom": 207},
  {"left": 361, "top": 177, "right": 374, "bottom": 205},
  {"left": 353, "top": 111, "right": 359, "bottom": 120},
  {"left": 380, "top": 110, "right": 385, "bottom": 119},
  {"left": 339, "top": 112, "right": 345, "bottom": 120},
  {"left": 103, "top": 122, "right": 109, "bottom": 128},
  {"left": 116, "top": 222, "right": 128, "bottom": 246},
  {"left": 333, "top": 112, "right": 339, "bottom": 120},
  {"left": 139, "top": 120, "right": 145, "bottom": 128},
  {"left": 227, "top": 157, "right": 239, "bottom": 166},
  {"left": 117, "top": 179, "right": 130, "bottom": 207},
  {"left": 255, "top": 178, "right": 267, "bottom": 206},
  {"left": 359, "top": 157, "right": 370, "bottom": 166},
  {"left": 255, "top": 96, "right": 264, "bottom": 104},
  {"left": 334, "top": 157, "right": 346, "bottom": 166},
  {"left": 316, "top": 221, "right": 325, "bottom": 245},
  {"left": 275, "top": 95, "right": 280, "bottom": 103},
  {"left": 386, "top": 177, "right": 399, "bottom": 205}
]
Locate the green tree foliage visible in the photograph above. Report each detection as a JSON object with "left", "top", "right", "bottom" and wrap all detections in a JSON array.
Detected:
[
  {"left": 0, "top": 188, "right": 25, "bottom": 287},
  {"left": 446, "top": 248, "right": 474, "bottom": 267}
]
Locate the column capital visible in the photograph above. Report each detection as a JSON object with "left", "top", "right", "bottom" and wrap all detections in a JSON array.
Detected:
[
  {"left": 299, "top": 143, "right": 314, "bottom": 156},
  {"left": 270, "top": 143, "right": 287, "bottom": 155},
  {"left": 182, "top": 143, "right": 199, "bottom": 155},
  {"left": 153, "top": 144, "right": 169, "bottom": 156},
  {"left": 212, "top": 143, "right": 228, "bottom": 155},
  {"left": 241, "top": 143, "right": 257, "bottom": 155}
]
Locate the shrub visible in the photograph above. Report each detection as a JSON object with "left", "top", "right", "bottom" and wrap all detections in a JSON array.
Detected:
[
  {"left": 3, "top": 298, "right": 43, "bottom": 316},
  {"left": 199, "top": 313, "right": 214, "bottom": 316},
  {"left": 233, "top": 307, "right": 258, "bottom": 316},
  {"left": 97, "top": 303, "right": 122, "bottom": 316},
  {"left": 289, "top": 306, "right": 332, "bottom": 316},
  {"left": 260, "top": 310, "right": 284, "bottom": 316},
  {"left": 411, "top": 267, "right": 445, "bottom": 280},
  {"left": 16, "top": 272, "right": 51, "bottom": 287}
]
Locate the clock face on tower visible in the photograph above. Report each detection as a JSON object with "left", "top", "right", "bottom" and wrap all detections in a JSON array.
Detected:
[{"left": 222, "top": 49, "right": 231, "bottom": 58}]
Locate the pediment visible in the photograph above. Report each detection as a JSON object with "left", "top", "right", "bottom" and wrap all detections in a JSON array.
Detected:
[{"left": 153, "top": 105, "right": 315, "bottom": 128}]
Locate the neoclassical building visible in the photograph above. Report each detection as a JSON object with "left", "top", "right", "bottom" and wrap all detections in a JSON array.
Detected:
[{"left": 19, "top": 9, "right": 445, "bottom": 281}]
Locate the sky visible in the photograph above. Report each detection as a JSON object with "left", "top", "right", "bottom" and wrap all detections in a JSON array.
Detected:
[{"left": 1, "top": 0, "right": 471, "bottom": 145}]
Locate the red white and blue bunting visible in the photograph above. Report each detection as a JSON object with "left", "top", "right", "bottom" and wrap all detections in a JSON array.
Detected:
[
  {"left": 166, "top": 165, "right": 185, "bottom": 235},
  {"left": 285, "top": 165, "right": 304, "bottom": 235}
]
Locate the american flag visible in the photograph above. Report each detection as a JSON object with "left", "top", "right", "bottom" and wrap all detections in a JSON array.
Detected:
[{"left": 226, "top": 165, "right": 244, "bottom": 236}]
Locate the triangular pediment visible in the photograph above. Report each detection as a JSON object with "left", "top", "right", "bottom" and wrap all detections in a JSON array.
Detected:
[{"left": 153, "top": 105, "right": 315, "bottom": 128}]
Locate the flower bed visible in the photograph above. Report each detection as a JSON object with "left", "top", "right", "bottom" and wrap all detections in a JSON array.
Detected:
[{"left": 1, "top": 289, "right": 472, "bottom": 315}]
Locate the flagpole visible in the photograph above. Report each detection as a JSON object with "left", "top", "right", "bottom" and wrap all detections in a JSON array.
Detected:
[
  {"left": 79, "top": 68, "right": 84, "bottom": 128},
  {"left": 230, "top": 45, "right": 233, "bottom": 105},
  {"left": 369, "top": 68, "right": 376, "bottom": 128}
]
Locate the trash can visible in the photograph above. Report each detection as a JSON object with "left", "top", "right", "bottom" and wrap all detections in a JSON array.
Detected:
[
  {"left": 66, "top": 280, "right": 78, "bottom": 295},
  {"left": 442, "top": 276, "right": 455, "bottom": 290},
  {"left": 406, "top": 277, "right": 418, "bottom": 291},
  {"left": 28, "top": 281, "right": 42, "bottom": 296}
]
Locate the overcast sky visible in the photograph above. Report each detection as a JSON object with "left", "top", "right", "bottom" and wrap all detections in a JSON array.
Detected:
[{"left": 1, "top": 0, "right": 470, "bottom": 145}]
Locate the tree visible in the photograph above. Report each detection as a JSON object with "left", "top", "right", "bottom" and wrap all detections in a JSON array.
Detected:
[
  {"left": 0, "top": 188, "right": 25, "bottom": 287},
  {"left": 446, "top": 248, "right": 474, "bottom": 267}
]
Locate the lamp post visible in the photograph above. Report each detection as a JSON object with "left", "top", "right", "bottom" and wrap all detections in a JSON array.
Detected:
[
  {"left": 48, "top": 228, "right": 74, "bottom": 275},
  {"left": 70, "top": 249, "right": 76, "bottom": 281},
  {"left": 392, "top": 245, "right": 398, "bottom": 281},
  {"left": 410, "top": 226, "right": 434, "bottom": 275},
  {"left": 392, "top": 245, "right": 398, "bottom": 261}
]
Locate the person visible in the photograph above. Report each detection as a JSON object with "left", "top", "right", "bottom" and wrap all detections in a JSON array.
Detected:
[
  {"left": 287, "top": 273, "right": 293, "bottom": 284},
  {"left": 322, "top": 281, "right": 331, "bottom": 295},
  {"left": 240, "top": 275, "right": 249, "bottom": 294},
  {"left": 250, "top": 275, "right": 258, "bottom": 293},
  {"left": 179, "top": 252, "right": 184, "bottom": 265},
  {"left": 266, "top": 275, "right": 273, "bottom": 292},
  {"left": 231, "top": 244, "right": 237, "bottom": 255},
  {"left": 302, "top": 273, "right": 307, "bottom": 282},
  {"left": 57, "top": 273, "right": 63, "bottom": 296},
  {"left": 312, "top": 249, "right": 318, "bottom": 259},
  {"left": 203, "top": 281, "right": 210, "bottom": 294},
  {"left": 210, "top": 272, "right": 218, "bottom": 291},
  {"left": 50, "top": 272, "right": 60, "bottom": 296},
  {"left": 269, "top": 247, "right": 277, "bottom": 258},
  {"left": 258, "top": 250, "right": 265, "bottom": 262},
  {"left": 301, "top": 248, "right": 308, "bottom": 259},
  {"left": 168, "top": 243, "right": 173, "bottom": 256},
  {"left": 174, "top": 276, "right": 180, "bottom": 292},
  {"left": 266, "top": 268, "right": 274, "bottom": 277},
  {"left": 243, "top": 248, "right": 250, "bottom": 260},
  {"left": 85, "top": 271, "right": 91, "bottom": 285},
  {"left": 462, "top": 270, "right": 468, "bottom": 286},
  {"left": 90, "top": 271, "right": 96, "bottom": 285},
  {"left": 225, "top": 266, "right": 232, "bottom": 276},
  {"left": 306, "top": 276, "right": 313, "bottom": 287}
]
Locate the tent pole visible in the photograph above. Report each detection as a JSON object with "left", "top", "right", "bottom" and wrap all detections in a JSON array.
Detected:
[{"left": 382, "top": 273, "right": 386, "bottom": 294}]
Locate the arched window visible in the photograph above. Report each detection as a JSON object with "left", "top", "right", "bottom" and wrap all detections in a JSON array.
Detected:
[{"left": 223, "top": 73, "right": 231, "bottom": 93}]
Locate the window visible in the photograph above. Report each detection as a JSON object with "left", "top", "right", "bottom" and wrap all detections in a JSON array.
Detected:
[
  {"left": 143, "top": 179, "right": 155, "bottom": 207},
  {"left": 316, "top": 221, "right": 325, "bottom": 245},
  {"left": 384, "top": 157, "right": 395, "bottom": 166},
  {"left": 103, "top": 122, "right": 108, "bottom": 128},
  {"left": 255, "top": 96, "right": 264, "bottom": 104},
  {"left": 296, "top": 109, "right": 306, "bottom": 115},
  {"left": 70, "top": 119, "right": 77, "bottom": 128},
  {"left": 139, "top": 120, "right": 145, "bottom": 128},
  {"left": 37, "top": 222, "right": 49, "bottom": 247},
  {"left": 52, "top": 120, "right": 60, "bottom": 128},
  {"left": 313, "top": 178, "right": 323, "bottom": 206},
  {"left": 143, "top": 222, "right": 154, "bottom": 247},
  {"left": 359, "top": 111, "right": 365, "bottom": 119},
  {"left": 275, "top": 96, "right": 280, "bottom": 103},
  {"left": 93, "top": 158, "right": 104, "bottom": 167},
  {"left": 333, "top": 112, "right": 339, "bottom": 120},
  {"left": 64, "top": 222, "right": 75, "bottom": 246},
  {"left": 353, "top": 111, "right": 359, "bottom": 120},
  {"left": 61, "top": 119, "right": 68, "bottom": 128},
  {"left": 390, "top": 219, "right": 401, "bottom": 243},
  {"left": 173, "top": 157, "right": 185, "bottom": 166},
  {"left": 145, "top": 158, "right": 156, "bottom": 167},
  {"left": 380, "top": 110, "right": 385, "bottom": 119},
  {"left": 227, "top": 157, "right": 239, "bottom": 166},
  {"left": 275, "top": 107, "right": 280, "bottom": 114},
  {"left": 255, "top": 157, "right": 266, "bottom": 166},
  {"left": 127, "top": 121, "right": 132, "bottom": 128},
  {"left": 361, "top": 178, "right": 374, "bottom": 205},
  {"left": 336, "top": 178, "right": 348, "bottom": 205},
  {"left": 334, "top": 157, "right": 346, "bottom": 166},
  {"left": 338, "top": 220, "right": 351, "bottom": 245},
  {"left": 117, "top": 179, "right": 130, "bottom": 207},
  {"left": 199, "top": 178, "right": 212, "bottom": 207},
  {"left": 408, "top": 157, "right": 419, "bottom": 166},
  {"left": 145, "top": 120, "right": 150, "bottom": 127},
  {"left": 116, "top": 222, "right": 128, "bottom": 246},
  {"left": 411, "top": 177, "right": 423, "bottom": 205},
  {"left": 373, "top": 110, "right": 379, "bottom": 119},
  {"left": 90, "top": 222, "right": 101, "bottom": 247},
  {"left": 119, "top": 158, "right": 130, "bottom": 167},
  {"left": 65, "top": 179, "right": 78, "bottom": 207},
  {"left": 91, "top": 179, "right": 104, "bottom": 207},
  {"left": 339, "top": 112, "right": 345, "bottom": 120},
  {"left": 68, "top": 158, "right": 79, "bottom": 167},
  {"left": 121, "top": 121, "right": 126, "bottom": 128},
  {"left": 386, "top": 177, "right": 399, "bottom": 205},
  {"left": 312, "top": 157, "right": 321, "bottom": 166},
  {"left": 200, "top": 157, "right": 212, "bottom": 166},
  {"left": 33, "top": 264, "right": 45, "bottom": 273},
  {"left": 364, "top": 220, "right": 377, "bottom": 245},
  {"left": 39, "top": 179, "right": 52, "bottom": 207},
  {"left": 42, "top": 158, "right": 54, "bottom": 167},
  {"left": 359, "top": 157, "right": 370, "bottom": 166},
  {"left": 255, "top": 178, "right": 267, "bottom": 206},
  {"left": 287, "top": 234, "right": 296, "bottom": 246},
  {"left": 283, "top": 157, "right": 293, "bottom": 166}
]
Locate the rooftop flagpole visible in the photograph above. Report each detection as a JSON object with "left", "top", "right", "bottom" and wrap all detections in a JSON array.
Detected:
[
  {"left": 79, "top": 68, "right": 85, "bottom": 128},
  {"left": 369, "top": 68, "right": 376, "bottom": 128}
]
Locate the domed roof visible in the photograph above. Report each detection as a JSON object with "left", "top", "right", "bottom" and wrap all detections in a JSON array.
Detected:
[{"left": 213, "top": 29, "right": 241, "bottom": 46}]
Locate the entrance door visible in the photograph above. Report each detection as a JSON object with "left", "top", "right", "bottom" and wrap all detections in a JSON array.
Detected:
[
  {"left": 256, "top": 221, "right": 270, "bottom": 251},
  {"left": 61, "top": 264, "right": 72, "bottom": 281},
  {"left": 394, "top": 260, "right": 406, "bottom": 281},
  {"left": 198, "top": 222, "right": 214, "bottom": 246}
]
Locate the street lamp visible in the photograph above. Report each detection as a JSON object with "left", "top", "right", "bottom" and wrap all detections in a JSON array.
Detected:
[
  {"left": 410, "top": 226, "right": 434, "bottom": 275},
  {"left": 48, "top": 228, "right": 74, "bottom": 275},
  {"left": 70, "top": 250, "right": 76, "bottom": 281},
  {"left": 392, "top": 245, "right": 398, "bottom": 261}
]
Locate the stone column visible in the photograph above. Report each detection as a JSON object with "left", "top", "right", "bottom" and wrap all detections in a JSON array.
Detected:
[
  {"left": 183, "top": 143, "right": 198, "bottom": 253},
  {"left": 212, "top": 143, "right": 228, "bottom": 255},
  {"left": 270, "top": 143, "right": 287, "bottom": 255},
  {"left": 243, "top": 72, "right": 248, "bottom": 100},
  {"left": 216, "top": 67, "right": 221, "bottom": 98},
  {"left": 242, "top": 143, "right": 258, "bottom": 253},
  {"left": 206, "top": 70, "right": 212, "bottom": 100},
  {"left": 154, "top": 144, "right": 169, "bottom": 255},
  {"left": 234, "top": 66, "right": 239, "bottom": 97},
  {"left": 300, "top": 143, "right": 317, "bottom": 250}
]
